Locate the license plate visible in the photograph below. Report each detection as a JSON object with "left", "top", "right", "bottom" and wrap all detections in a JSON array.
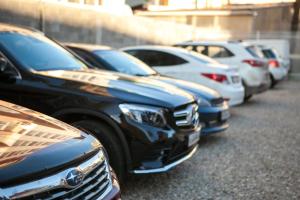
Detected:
[
  {"left": 221, "top": 110, "right": 230, "bottom": 121},
  {"left": 188, "top": 131, "right": 200, "bottom": 147},
  {"left": 231, "top": 76, "right": 240, "bottom": 83}
]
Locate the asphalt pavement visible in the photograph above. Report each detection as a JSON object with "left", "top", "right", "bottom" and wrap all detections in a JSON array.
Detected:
[{"left": 122, "top": 79, "right": 300, "bottom": 200}]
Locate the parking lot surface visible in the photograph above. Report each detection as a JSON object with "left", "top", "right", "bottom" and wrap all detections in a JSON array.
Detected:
[{"left": 122, "top": 80, "right": 300, "bottom": 200}]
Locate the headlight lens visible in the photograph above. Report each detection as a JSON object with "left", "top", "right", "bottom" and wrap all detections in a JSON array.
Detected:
[
  {"left": 119, "top": 104, "right": 167, "bottom": 128},
  {"left": 198, "top": 98, "right": 211, "bottom": 106}
]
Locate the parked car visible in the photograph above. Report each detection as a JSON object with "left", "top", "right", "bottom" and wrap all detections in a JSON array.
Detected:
[
  {"left": 121, "top": 45, "right": 244, "bottom": 106},
  {"left": 174, "top": 41, "right": 271, "bottom": 100},
  {"left": 0, "top": 23, "right": 201, "bottom": 181},
  {"left": 0, "top": 100, "right": 120, "bottom": 200},
  {"left": 256, "top": 46, "right": 288, "bottom": 87},
  {"left": 244, "top": 39, "right": 290, "bottom": 73},
  {"left": 65, "top": 43, "right": 230, "bottom": 135}
]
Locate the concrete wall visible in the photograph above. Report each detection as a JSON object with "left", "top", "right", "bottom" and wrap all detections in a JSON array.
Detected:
[
  {"left": 136, "top": 4, "right": 293, "bottom": 36},
  {"left": 0, "top": 0, "right": 299, "bottom": 73},
  {"left": 0, "top": 0, "right": 231, "bottom": 48}
]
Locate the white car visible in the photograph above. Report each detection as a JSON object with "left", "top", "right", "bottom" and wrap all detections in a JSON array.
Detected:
[
  {"left": 257, "top": 46, "right": 288, "bottom": 87},
  {"left": 122, "top": 46, "right": 245, "bottom": 106},
  {"left": 175, "top": 41, "right": 271, "bottom": 100},
  {"left": 244, "top": 39, "right": 290, "bottom": 72}
]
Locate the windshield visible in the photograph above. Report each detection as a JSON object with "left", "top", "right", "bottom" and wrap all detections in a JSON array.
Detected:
[
  {"left": 0, "top": 32, "right": 87, "bottom": 71},
  {"left": 182, "top": 50, "right": 219, "bottom": 64},
  {"left": 93, "top": 50, "right": 157, "bottom": 76}
]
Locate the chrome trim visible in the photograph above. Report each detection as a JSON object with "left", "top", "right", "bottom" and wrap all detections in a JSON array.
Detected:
[
  {"left": 173, "top": 104, "right": 199, "bottom": 127},
  {"left": 132, "top": 145, "right": 198, "bottom": 174},
  {"left": 1, "top": 150, "right": 112, "bottom": 199},
  {"left": 96, "top": 182, "right": 113, "bottom": 200}
]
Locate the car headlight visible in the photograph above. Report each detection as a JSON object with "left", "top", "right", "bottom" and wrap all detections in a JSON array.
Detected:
[
  {"left": 198, "top": 98, "right": 211, "bottom": 107},
  {"left": 119, "top": 104, "right": 167, "bottom": 128}
]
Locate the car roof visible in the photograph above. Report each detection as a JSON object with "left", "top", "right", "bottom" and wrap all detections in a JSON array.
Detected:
[
  {"left": 176, "top": 41, "right": 232, "bottom": 45},
  {"left": 122, "top": 45, "right": 191, "bottom": 54},
  {"left": 176, "top": 40, "right": 250, "bottom": 47},
  {"left": 0, "top": 23, "right": 43, "bottom": 35},
  {"left": 64, "top": 43, "right": 112, "bottom": 52}
]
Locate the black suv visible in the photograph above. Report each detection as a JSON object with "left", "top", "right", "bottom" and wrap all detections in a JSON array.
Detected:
[
  {"left": 65, "top": 44, "right": 230, "bottom": 135},
  {"left": 0, "top": 100, "right": 120, "bottom": 200},
  {"left": 0, "top": 24, "right": 201, "bottom": 180}
]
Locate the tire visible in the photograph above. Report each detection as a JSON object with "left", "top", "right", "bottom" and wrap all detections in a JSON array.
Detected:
[
  {"left": 244, "top": 94, "right": 253, "bottom": 101},
  {"left": 269, "top": 74, "right": 276, "bottom": 88},
  {"left": 72, "top": 120, "right": 126, "bottom": 182},
  {"left": 242, "top": 80, "right": 253, "bottom": 102}
]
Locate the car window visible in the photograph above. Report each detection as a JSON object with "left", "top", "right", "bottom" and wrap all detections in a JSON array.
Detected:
[
  {"left": 207, "top": 46, "right": 234, "bottom": 58},
  {"left": 71, "top": 48, "right": 105, "bottom": 69},
  {"left": 126, "top": 50, "right": 188, "bottom": 67},
  {"left": 93, "top": 50, "right": 157, "bottom": 76},
  {"left": 262, "top": 49, "right": 278, "bottom": 59},
  {"left": 176, "top": 45, "right": 207, "bottom": 55},
  {"left": 195, "top": 46, "right": 207, "bottom": 55},
  {"left": 177, "top": 45, "right": 194, "bottom": 51},
  {"left": 0, "top": 32, "right": 87, "bottom": 71},
  {"left": 181, "top": 50, "right": 219, "bottom": 64},
  {"left": 0, "top": 52, "right": 19, "bottom": 77},
  {"left": 245, "top": 46, "right": 264, "bottom": 58}
]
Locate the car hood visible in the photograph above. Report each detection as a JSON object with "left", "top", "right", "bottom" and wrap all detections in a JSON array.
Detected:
[
  {"left": 34, "top": 69, "right": 195, "bottom": 109},
  {"left": 0, "top": 100, "right": 101, "bottom": 185},
  {"left": 150, "top": 75, "right": 221, "bottom": 101}
]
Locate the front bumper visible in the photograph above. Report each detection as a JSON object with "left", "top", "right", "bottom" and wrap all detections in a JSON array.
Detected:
[
  {"left": 133, "top": 145, "right": 198, "bottom": 174},
  {"left": 121, "top": 117, "right": 201, "bottom": 174},
  {"left": 198, "top": 103, "right": 230, "bottom": 135},
  {"left": 103, "top": 169, "right": 121, "bottom": 200}
]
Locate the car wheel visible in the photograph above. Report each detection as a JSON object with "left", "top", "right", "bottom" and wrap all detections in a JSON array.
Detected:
[
  {"left": 242, "top": 80, "right": 252, "bottom": 102},
  {"left": 269, "top": 74, "right": 276, "bottom": 88},
  {"left": 244, "top": 94, "right": 253, "bottom": 101},
  {"left": 72, "top": 120, "right": 126, "bottom": 183}
]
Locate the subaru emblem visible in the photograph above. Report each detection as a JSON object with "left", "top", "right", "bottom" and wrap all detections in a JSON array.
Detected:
[{"left": 64, "top": 169, "right": 84, "bottom": 188}]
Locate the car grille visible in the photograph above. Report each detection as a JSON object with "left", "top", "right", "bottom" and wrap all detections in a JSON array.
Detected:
[
  {"left": 210, "top": 98, "right": 225, "bottom": 107},
  {"left": 173, "top": 103, "right": 199, "bottom": 129},
  {"left": 1, "top": 150, "right": 112, "bottom": 200}
]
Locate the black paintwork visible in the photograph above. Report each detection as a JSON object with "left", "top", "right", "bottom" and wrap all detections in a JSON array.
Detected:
[
  {"left": 0, "top": 100, "right": 101, "bottom": 185},
  {"left": 66, "top": 45, "right": 229, "bottom": 135},
  {"left": 0, "top": 24, "right": 199, "bottom": 173}
]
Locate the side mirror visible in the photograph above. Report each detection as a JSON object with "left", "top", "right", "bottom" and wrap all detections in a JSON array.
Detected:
[{"left": 0, "top": 57, "right": 8, "bottom": 72}]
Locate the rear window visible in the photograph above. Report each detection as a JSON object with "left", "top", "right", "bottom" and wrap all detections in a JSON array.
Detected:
[
  {"left": 262, "top": 49, "right": 279, "bottom": 59},
  {"left": 245, "top": 46, "right": 264, "bottom": 58}
]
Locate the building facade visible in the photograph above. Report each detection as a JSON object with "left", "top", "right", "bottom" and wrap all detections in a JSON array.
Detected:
[{"left": 146, "top": 0, "right": 295, "bottom": 10}]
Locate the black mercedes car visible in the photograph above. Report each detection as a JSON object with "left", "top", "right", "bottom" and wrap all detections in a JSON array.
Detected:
[
  {"left": 0, "top": 100, "right": 120, "bottom": 200},
  {"left": 0, "top": 24, "right": 201, "bottom": 181},
  {"left": 65, "top": 44, "right": 229, "bottom": 135}
]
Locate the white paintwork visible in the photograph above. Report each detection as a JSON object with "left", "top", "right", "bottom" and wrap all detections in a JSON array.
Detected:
[
  {"left": 175, "top": 41, "right": 270, "bottom": 90},
  {"left": 122, "top": 46, "right": 245, "bottom": 106},
  {"left": 245, "top": 39, "right": 291, "bottom": 72}
]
